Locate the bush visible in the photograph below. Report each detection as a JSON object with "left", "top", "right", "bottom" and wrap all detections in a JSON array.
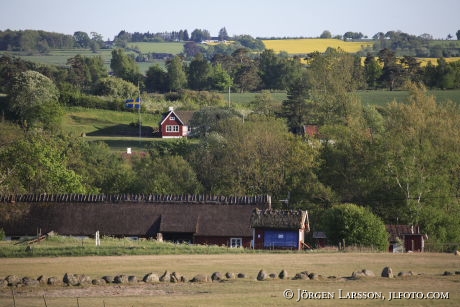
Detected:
[
  {"left": 321, "top": 203, "right": 389, "bottom": 251},
  {"left": 0, "top": 228, "right": 5, "bottom": 240}
]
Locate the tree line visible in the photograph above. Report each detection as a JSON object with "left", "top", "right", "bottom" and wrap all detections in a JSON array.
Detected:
[{"left": 1, "top": 45, "right": 460, "bottom": 247}]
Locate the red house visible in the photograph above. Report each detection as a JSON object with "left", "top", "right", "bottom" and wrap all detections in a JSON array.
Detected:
[
  {"left": 160, "top": 107, "right": 194, "bottom": 138},
  {"left": 386, "top": 225, "right": 428, "bottom": 253}
]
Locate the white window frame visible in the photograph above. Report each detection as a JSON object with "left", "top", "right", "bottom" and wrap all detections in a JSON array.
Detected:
[
  {"left": 170, "top": 116, "right": 175, "bottom": 120},
  {"left": 230, "top": 237, "right": 242, "bottom": 248},
  {"left": 166, "top": 125, "right": 179, "bottom": 132}
]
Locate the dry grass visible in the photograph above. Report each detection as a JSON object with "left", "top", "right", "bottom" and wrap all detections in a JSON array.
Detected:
[{"left": 1, "top": 253, "right": 459, "bottom": 306}]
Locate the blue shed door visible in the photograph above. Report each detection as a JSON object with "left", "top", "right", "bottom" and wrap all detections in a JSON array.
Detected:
[{"left": 264, "top": 230, "right": 298, "bottom": 248}]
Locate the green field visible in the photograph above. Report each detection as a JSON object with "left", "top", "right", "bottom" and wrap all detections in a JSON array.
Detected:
[{"left": 128, "top": 42, "right": 184, "bottom": 54}]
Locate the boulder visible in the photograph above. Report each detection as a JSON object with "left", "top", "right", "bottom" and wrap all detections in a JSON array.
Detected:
[
  {"left": 63, "top": 273, "right": 91, "bottom": 286},
  {"left": 225, "top": 272, "right": 235, "bottom": 279},
  {"left": 102, "top": 276, "right": 114, "bottom": 284},
  {"left": 113, "top": 275, "right": 129, "bottom": 284},
  {"left": 257, "top": 269, "right": 269, "bottom": 281},
  {"left": 211, "top": 272, "right": 222, "bottom": 282},
  {"left": 278, "top": 270, "right": 289, "bottom": 280},
  {"left": 381, "top": 267, "right": 394, "bottom": 278},
  {"left": 92, "top": 278, "right": 106, "bottom": 285},
  {"left": 293, "top": 271, "right": 310, "bottom": 280},
  {"left": 47, "top": 277, "right": 61, "bottom": 286},
  {"left": 454, "top": 250, "right": 459, "bottom": 256},
  {"left": 190, "top": 274, "right": 210, "bottom": 283},
  {"left": 37, "top": 275, "right": 47, "bottom": 285},
  {"left": 308, "top": 273, "right": 321, "bottom": 280},
  {"left": 22, "top": 277, "right": 39, "bottom": 287},
  {"left": 237, "top": 273, "right": 247, "bottom": 279},
  {"left": 398, "top": 271, "right": 414, "bottom": 277},
  {"left": 352, "top": 269, "right": 375, "bottom": 279},
  {"left": 443, "top": 271, "right": 453, "bottom": 276},
  {"left": 128, "top": 275, "right": 137, "bottom": 283},
  {"left": 159, "top": 271, "right": 170, "bottom": 282},
  {"left": 170, "top": 272, "right": 184, "bottom": 283},
  {"left": 6, "top": 275, "right": 21, "bottom": 287},
  {"left": 143, "top": 273, "right": 159, "bottom": 283},
  {"left": 0, "top": 279, "right": 7, "bottom": 288}
]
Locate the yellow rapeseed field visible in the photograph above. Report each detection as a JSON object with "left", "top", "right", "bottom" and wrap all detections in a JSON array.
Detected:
[{"left": 262, "top": 38, "right": 373, "bottom": 54}]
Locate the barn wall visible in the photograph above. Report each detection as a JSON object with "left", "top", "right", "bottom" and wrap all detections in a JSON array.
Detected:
[{"left": 194, "top": 236, "right": 252, "bottom": 248}]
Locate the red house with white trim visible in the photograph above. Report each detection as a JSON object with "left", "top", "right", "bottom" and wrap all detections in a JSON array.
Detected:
[{"left": 160, "top": 107, "right": 194, "bottom": 138}]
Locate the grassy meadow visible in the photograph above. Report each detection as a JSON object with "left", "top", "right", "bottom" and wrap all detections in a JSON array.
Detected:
[{"left": 0, "top": 252, "right": 459, "bottom": 306}]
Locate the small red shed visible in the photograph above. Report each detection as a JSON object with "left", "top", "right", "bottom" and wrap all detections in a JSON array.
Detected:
[
  {"left": 160, "top": 107, "right": 194, "bottom": 138},
  {"left": 386, "top": 225, "right": 428, "bottom": 253}
]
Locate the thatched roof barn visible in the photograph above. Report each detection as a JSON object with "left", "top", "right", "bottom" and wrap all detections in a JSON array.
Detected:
[{"left": 0, "top": 194, "right": 271, "bottom": 247}]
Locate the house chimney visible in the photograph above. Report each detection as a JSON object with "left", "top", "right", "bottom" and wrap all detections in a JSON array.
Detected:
[{"left": 168, "top": 106, "right": 174, "bottom": 111}]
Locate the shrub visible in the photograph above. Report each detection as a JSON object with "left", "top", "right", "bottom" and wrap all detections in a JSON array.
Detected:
[{"left": 321, "top": 203, "right": 389, "bottom": 251}]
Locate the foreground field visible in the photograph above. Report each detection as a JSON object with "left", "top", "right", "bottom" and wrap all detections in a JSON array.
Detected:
[{"left": 0, "top": 253, "right": 459, "bottom": 306}]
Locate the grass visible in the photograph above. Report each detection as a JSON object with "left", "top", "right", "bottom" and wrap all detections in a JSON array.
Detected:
[
  {"left": 127, "top": 42, "right": 184, "bottom": 54},
  {"left": 0, "top": 251, "right": 459, "bottom": 306}
]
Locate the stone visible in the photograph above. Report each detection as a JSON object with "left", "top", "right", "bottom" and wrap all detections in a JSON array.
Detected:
[
  {"left": 381, "top": 267, "right": 394, "bottom": 278},
  {"left": 225, "top": 272, "right": 235, "bottom": 279},
  {"left": 6, "top": 275, "right": 21, "bottom": 286},
  {"left": 278, "top": 269, "right": 289, "bottom": 280},
  {"left": 257, "top": 269, "right": 268, "bottom": 281},
  {"left": 47, "top": 277, "right": 61, "bottom": 286},
  {"left": 63, "top": 273, "right": 91, "bottom": 286},
  {"left": 92, "top": 278, "right": 106, "bottom": 285},
  {"left": 114, "top": 275, "right": 129, "bottom": 284},
  {"left": 128, "top": 275, "right": 137, "bottom": 283},
  {"left": 37, "top": 275, "right": 47, "bottom": 285},
  {"left": 143, "top": 273, "right": 159, "bottom": 283},
  {"left": 190, "top": 274, "right": 209, "bottom": 283},
  {"left": 22, "top": 277, "right": 39, "bottom": 287},
  {"left": 170, "top": 272, "right": 184, "bottom": 283},
  {"left": 159, "top": 271, "right": 170, "bottom": 282},
  {"left": 237, "top": 273, "right": 247, "bottom": 279},
  {"left": 398, "top": 271, "right": 414, "bottom": 277},
  {"left": 211, "top": 272, "right": 222, "bottom": 282},
  {"left": 293, "top": 271, "right": 310, "bottom": 280},
  {"left": 102, "top": 276, "right": 114, "bottom": 283}
]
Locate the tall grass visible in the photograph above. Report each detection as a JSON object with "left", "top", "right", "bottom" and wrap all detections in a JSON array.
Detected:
[{"left": 0, "top": 235, "right": 263, "bottom": 258}]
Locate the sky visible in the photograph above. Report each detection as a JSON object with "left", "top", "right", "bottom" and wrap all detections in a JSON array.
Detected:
[{"left": 1, "top": 0, "right": 459, "bottom": 41}]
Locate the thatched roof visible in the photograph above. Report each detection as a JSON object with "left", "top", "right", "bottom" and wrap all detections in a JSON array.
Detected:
[
  {"left": 0, "top": 194, "right": 271, "bottom": 238},
  {"left": 250, "top": 209, "right": 309, "bottom": 231}
]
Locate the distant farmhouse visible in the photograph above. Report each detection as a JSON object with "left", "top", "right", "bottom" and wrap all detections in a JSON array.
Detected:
[{"left": 159, "top": 107, "right": 194, "bottom": 138}]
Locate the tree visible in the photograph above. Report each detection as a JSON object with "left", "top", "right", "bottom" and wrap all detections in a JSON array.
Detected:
[
  {"left": 210, "top": 63, "right": 233, "bottom": 91},
  {"left": 363, "top": 53, "right": 382, "bottom": 89},
  {"left": 218, "top": 27, "right": 229, "bottom": 41},
  {"left": 0, "top": 133, "right": 87, "bottom": 194},
  {"left": 110, "top": 48, "right": 141, "bottom": 84},
  {"left": 187, "top": 53, "right": 211, "bottom": 90},
  {"left": 378, "top": 48, "right": 402, "bottom": 90},
  {"left": 73, "top": 31, "right": 90, "bottom": 48},
  {"left": 167, "top": 56, "right": 187, "bottom": 91},
  {"left": 145, "top": 64, "right": 169, "bottom": 93},
  {"left": 456, "top": 30, "right": 460, "bottom": 40},
  {"left": 281, "top": 70, "right": 311, "bottom": 134},
  {"left": 7, "top": 70, "right": 63, "bottom": 131},
  {"left": 321, "top": 203, "right": 389, "bottom": 251},
  {"left": 320, "top": 30, "right": 332, "bottom": 38},
  {"left": 93, "top": 76, "right": 138, "bottom": 99}
]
